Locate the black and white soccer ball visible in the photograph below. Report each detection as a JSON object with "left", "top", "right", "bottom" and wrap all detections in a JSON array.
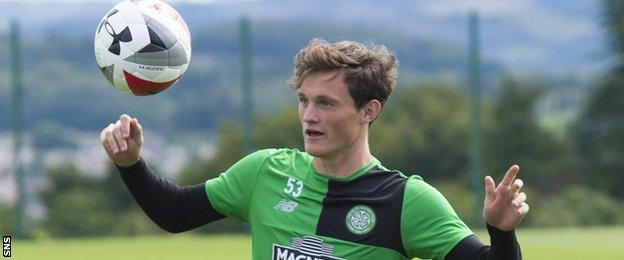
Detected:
[{"left": 94, "top": 0, "right": 191, "bottom": 96}]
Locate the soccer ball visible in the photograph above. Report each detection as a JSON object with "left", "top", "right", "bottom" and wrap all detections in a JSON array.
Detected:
[{"left": 94, "top": 0, "right": 191, "bottom": 96}]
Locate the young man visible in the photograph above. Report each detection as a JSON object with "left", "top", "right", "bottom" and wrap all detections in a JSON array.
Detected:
[{"left": 100, "top": 39, "right": 528, "bottom": 259}]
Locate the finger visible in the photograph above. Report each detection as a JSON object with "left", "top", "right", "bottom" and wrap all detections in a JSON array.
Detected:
[
  {"left": 512, "top": 192, "right": 526, "bottom": 206},
  {"left": 100, "top": 125, "right": 110, "bottom": 144},
  {"left": 500, "top": 165, "right": 519, "bottom": 186},
  {"left": 112, "top": 121, "right": 127, "bottom": 152},
  {"left": 484, "top": 176, "right": 495, "bottom": 198},
  {"left": 105, "top": 125, "right": 120, "bottom": 154},
  {"left": 511, "top": 179, "right": 524, "bottom": 193},
  {"left": 517, "top": 202, "right": 529, "bottom": 215},
  {"left": 120, "top": 114, "right": 131, "bottom": 138},
  {"left": 130, "top": 118, "right": 143, "bottom": 145}
]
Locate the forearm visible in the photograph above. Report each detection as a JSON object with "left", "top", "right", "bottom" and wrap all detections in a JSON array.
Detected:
[
  {"left": 116, "top": 158, "right": 225, "bottom": 233},
  {"left": 445, "top": 224, "right": 521, "bottom": 260}
]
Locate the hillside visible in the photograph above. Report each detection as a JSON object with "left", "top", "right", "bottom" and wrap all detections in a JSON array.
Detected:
[{"left": 0, "top": 0, "right": 603, "bottom": 133}]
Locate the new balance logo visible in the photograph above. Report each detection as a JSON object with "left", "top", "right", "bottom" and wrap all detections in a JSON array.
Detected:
[
  {"left": 272, "top": 236, "right": 344, "bottom": 260},
  {"left": 274, "top": 199, "right": 298, "bottom": 213}
]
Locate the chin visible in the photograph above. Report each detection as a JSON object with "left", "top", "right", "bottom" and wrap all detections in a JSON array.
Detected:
[{"left": 304, "top": 145, "right": 325, "bottom": 157}]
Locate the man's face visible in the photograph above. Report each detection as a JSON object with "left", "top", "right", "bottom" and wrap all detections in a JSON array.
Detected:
[{"left": 298, "top": 71, "right": 365, "bottom": 159}]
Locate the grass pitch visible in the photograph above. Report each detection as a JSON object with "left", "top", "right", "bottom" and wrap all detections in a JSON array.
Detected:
[
  {"left": 16, "top": 234, "right": 251, "bottom": 259},
  {"left": 14, "top": 226, "right": 624, "bottom": 259}
]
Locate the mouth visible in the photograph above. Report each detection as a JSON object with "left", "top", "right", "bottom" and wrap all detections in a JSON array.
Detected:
[{"left": 305, "top": 129, "right": 325, "bottom": 138}]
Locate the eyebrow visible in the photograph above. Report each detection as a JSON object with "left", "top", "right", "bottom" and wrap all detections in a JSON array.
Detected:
[
  {"left": 317, "top": 95, "right": 338, "bottom": 102},
  {"left": 297, "top": 93, "right": 338, "bottom": 102}
]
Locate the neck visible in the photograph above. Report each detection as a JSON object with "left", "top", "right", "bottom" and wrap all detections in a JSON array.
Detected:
[{"left": 313, "top": 135, "right": 372, "bottom": 179}]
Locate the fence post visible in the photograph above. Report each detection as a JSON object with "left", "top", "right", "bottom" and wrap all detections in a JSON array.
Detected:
[
  {"left": 10, "top": 19, "right": 26, "bottom": 238},
  {"left": 468, "top": 12, "right": 484, "bottom": 227},
  {"left": 240, "top": 16, "right": 253, "bottom": 154}
]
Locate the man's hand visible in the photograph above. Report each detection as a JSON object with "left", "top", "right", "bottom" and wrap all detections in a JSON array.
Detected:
[
  {"left": 482, "top": 165, "right": 529, "bottom": 231},
  {"left": 100, "top": 114, "right": 144, "bottom": 167}
]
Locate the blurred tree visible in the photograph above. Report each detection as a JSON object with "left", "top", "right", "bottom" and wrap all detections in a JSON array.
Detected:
[
  {"left": 575, "top": 75, "right": 624, "bottom": 198},
  {"left": 0, "top": 204, "right": 15, "bottom": 235},
  {"left": 177, "top": 120, "right": 244, "bottom": 186},
  {"left": 484, "top": 78, "right": 570, "bottom": 193},
  {"left": 371, "top": 84, "right": 470, "bottom": 182},
  {"left": 572, "top": 0, "right": 624, "bottom": 199},
  {"left": 254, "top": 106, "right": 303, "bottom": 150},
  {"left": 39, "top": 162, "right": 167, "bottom": 237},
  {"left": 39, "top": 165, "right": 115, "bottom": 237},
  {"left": 101, "top": 163, "right": 141, "bottom": 214},
  {"left": 531, "top": 185, "right": 624, "bottom": 226},
  {"left": 603, "top": 0, "right": 624, "bottom": 65},
  {"left": 45, "top": 188, "right": 115, "bottom": 237}
]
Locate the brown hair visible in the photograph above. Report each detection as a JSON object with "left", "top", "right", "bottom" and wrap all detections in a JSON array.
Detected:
[{"left": 288, "top": 38, "right": 398, "bottom": 110}]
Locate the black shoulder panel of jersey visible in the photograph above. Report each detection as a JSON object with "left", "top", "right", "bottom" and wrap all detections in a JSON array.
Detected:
[{"left": 316, "top": 166, "right": 408, "bottom": 257}]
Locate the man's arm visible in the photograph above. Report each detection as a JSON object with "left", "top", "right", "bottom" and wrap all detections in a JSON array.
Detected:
[
  {"left": 445, "top": 165, "right": 529, "bottom": 259},
  {"left": 100, "top": 114, "right": 225, "bottom": 232},
  {"left": 445, "top": 224, "right": 521, "bottom": 260},
  {"left": 116, "top": 158, "right": 225, "bottom": 233}
]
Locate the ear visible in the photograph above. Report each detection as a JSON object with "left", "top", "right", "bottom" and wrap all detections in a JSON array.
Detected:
[{"left": 361, "top": 99, "right": 382, "bottom": 123}]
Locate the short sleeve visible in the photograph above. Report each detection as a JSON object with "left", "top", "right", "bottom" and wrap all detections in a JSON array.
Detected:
[
  {"left": 204, "top": 149, "right": 277, "bottom": 222},
  {"left": 401, "top": 176, "right": 474, "bottom": 260}
]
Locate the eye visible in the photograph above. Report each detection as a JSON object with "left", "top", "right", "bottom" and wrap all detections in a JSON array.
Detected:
[
  {"left": 299, "top": 97, "right": 309, "bottom": 106},
  {"left": 319, "top": 99, "right": 332, "bottom": 107}
]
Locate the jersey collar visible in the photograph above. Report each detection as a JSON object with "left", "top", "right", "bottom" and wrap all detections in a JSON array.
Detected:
[{"left": 310, "top": 156, "right": 381, "bottom": 182}]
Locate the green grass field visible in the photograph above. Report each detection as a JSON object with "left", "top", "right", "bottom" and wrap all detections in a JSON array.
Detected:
[{"left": 14, "top": 226, "right": 624, "bottom": 259}]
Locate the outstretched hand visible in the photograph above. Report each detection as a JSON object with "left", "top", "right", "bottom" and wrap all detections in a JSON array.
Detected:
[{"left": 482, "top": 165, "right": 529, "bottom": 231}]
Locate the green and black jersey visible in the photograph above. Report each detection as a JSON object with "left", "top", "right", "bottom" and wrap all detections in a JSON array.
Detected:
[
  {"left": 116, "top": 148, "right": 521, "bottom": 259},
  {"left": 205, "top": 148, "right": 473, "bottom": 260}
]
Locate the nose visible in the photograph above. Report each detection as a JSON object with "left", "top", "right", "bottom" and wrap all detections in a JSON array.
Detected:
[{"left": 301, "top": 103, "right": 320, "bottom": 124}]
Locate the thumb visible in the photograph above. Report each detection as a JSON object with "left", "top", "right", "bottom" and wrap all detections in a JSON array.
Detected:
[
  {"left": 130, "top": 118, "right": 144, "bottom": 144},
  {"left": 484, "top": 175, "right": 496, "bottom": 198}
]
